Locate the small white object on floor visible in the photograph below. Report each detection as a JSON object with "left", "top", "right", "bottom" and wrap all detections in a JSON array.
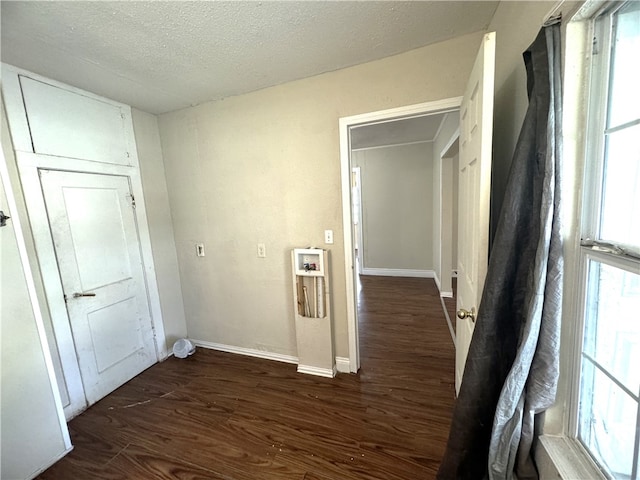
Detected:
[{"left": 173, "top": 338, "right": 196, "bottom": 358}]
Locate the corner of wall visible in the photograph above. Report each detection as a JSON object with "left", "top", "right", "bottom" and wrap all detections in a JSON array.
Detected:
[
  {"left": 131, "top": 108, "right": 188, "bottom": 354},
  {"left": 486, "top": 1, "right": 561, "bottom": 239}
]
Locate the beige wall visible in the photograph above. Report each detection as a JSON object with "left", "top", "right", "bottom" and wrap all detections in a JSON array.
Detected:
[
  {"left": 352, "top": 142, "right": 433, "bottom": 271},
  {"left": 487, "top": 1, "right": 557, "bottom": 237},
  {"left": 158, "top": 31, "right": 484, "bottom": 358},
  {"left": 132, "top": 109, "right": 188, "bottom": 351},
  {"left": 1, "top": 114, "right": 68, "bottom": 479}
]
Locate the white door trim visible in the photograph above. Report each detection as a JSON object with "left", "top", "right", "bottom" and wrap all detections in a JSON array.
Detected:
[
  {"left": 16, "top": 151, "right": 167, "bottom": 417},
  {"left": 339, "top": 98, "right": 462, "bottom": 373},
  {"left": 351, "top": 166, "right": 364, "bottom": 271},
  {"left": 438, "top": 128, "right": 460, "bottom": 299}
]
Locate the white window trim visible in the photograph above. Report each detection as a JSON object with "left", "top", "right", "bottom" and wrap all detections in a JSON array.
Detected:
[
  {"left": 573, "top": 2, "right": 640, "bottom": 477},
  {"left": 536, "top": 1, "right": 637, "bottom": 479},
  {"left": 537, "top": 435, "right": 608, "bottom": 480}
]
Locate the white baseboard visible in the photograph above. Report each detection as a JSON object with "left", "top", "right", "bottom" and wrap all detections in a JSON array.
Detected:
[
  {"left": 434, "top": 274, "right": 455, "bottom": 298},
  {"left": 297, "top": 364, "right": 336, "bottom": 378},
  {"left": 191, "top": 339, "right": 298, "bottom": 365},
  {"left": 190, "top": 340, "right": 354, "bottom": 378},
  {"left": 335, "top": 356, "right": 350, "bottom": 373},
  {"left": 360, "top": 268, "right": 435, "bottom": 278}
]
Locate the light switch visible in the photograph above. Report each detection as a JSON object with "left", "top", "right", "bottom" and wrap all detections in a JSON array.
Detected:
[
  {"left": 324, "top": 230, "right": 334, "bottom": 244},
  {"left": 196, "top": 243, "right": 205, "bottom": 257}
]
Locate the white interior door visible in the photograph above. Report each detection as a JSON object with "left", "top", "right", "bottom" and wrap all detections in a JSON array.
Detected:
[
  {"left": 40, "top": 170, "right": 157, "bottom": 405},
  {"left": 455, "top": 32, "right": 495, "bottom": 394}
]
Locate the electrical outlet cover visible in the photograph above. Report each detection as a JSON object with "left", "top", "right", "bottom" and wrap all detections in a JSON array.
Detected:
[{"left": 324, "top": 230, "right": 334, "bottom": 244}]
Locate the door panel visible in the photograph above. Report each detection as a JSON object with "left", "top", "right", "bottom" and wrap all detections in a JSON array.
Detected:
[
  {"left": 62, "top": 187, "right": 132, "bottom": 290},
  {"left": 455, "top": 32, "right": 495, "bottom": 394},
  {"left": 19, "top": 76, "right": 131, "bottom": 165},
  {"left": 40, "top": 170, "right": 156, "bottom": 405},
  {"left": 89, "top": 297, "right": 142, "bottom": 372}
]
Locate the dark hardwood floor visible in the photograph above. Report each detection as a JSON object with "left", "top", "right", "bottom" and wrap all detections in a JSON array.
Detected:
[{"left": 38, "top": 276, "right": 456, "bottom": 479}]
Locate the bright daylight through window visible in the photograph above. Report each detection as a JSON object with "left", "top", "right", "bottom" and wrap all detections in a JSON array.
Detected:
[{"left": 576, "top": 2, "right": 640, "bottom": 479}]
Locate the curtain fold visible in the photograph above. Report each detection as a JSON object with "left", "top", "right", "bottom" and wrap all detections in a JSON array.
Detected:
[{"left": 437, "top": 23, "right": 563, "bottom": 480}]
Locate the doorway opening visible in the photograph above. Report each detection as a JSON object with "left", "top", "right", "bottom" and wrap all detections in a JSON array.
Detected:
[{"left": 339, "top": 98, "right": 462, "bottom": 372}]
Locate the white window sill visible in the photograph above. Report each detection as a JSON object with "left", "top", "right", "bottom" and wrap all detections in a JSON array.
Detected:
[{"left": 536, "top": 435, "right": 607, "bottom": 480}]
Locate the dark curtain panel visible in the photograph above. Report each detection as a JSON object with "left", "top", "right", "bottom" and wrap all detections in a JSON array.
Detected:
[{"left": 437, "top": 23, "right": 563, "bottom": 480}]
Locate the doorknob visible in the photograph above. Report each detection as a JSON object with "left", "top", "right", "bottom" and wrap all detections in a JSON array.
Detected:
[
  {"left": 72, "top": 292, "right": 96, "bottom": 298},
  {"left": 457, "top": 307, "right": 476, "bottom": 322}
]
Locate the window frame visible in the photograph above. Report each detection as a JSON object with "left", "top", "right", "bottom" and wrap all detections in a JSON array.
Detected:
[{"left": 568, "top": 2, "right": 640, "bottom": 478}]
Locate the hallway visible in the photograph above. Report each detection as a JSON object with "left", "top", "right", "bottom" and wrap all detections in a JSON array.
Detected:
[{"left": 39, "top": 276, "right": 456, "bottom": 479}]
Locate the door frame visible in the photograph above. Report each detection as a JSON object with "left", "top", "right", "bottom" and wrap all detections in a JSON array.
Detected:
[
  {"left": 16, "top": 155, "right": 167, "bottom": 419},
  {"left": 438, "top": 133, "right": 460, "bottom": 344},
  {"left": 437, "top": 129, "right": 460, "bottom": 299},
  {"left": 2, "top": 65, "right": 168, "bottom": 419},
  {"left": 339, "top": 97, "right": 462, "bottom": 373},
  {"left": 351, "top": 166, "right": 363, "bottom": 272}
]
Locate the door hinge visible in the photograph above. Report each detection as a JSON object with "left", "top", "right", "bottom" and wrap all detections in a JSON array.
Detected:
[
  {"left": 0, "top": 211, "right": 10, "bottom": 227},
  {"left": 127, "top": 193, "right": 137, "bottom": 209},
  {"left": 592, "top": 36, "right": 599, "bottom": 55}
]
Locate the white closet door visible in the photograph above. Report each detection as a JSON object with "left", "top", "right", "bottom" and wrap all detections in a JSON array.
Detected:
[{"left": 40, "top": 169, "right": 156, "bottom": 405}]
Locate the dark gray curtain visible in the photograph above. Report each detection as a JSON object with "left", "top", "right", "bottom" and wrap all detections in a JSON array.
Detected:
[{"left": 437, "top": 23, "right": 563, "bottom": 480}]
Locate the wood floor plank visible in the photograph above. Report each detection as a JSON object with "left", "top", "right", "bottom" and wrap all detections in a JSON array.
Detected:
[
  {"left": 100, "top": 443, "right": 229, "bottom": 480},
  {"left": 37, "top": 276, "right": 455, "bottom": 479}
]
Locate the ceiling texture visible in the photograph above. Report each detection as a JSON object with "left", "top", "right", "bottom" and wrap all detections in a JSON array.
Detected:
[{"left": 1, "top": 1, "right": 499, "bottom": 115}]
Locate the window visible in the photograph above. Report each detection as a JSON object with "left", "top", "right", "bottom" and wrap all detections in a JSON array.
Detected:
[{"left": 576, "top": 2, "right": 640, "bottom": 479}]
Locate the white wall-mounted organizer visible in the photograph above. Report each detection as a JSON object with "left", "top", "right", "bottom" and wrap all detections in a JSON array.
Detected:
[{"left": 291, "top": 248, "right": 335, "bottom": 377}]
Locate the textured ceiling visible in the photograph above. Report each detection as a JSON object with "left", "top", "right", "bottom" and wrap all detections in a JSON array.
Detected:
[
  {"left": 1, "top": 1, "right": 499, "bottom": 115},
  {"left": 351, "top": 113, "right": 449, "bottom": 150}
]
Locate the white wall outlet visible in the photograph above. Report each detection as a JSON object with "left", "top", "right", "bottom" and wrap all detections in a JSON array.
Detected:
[
  {"left": 324, "top": 229, "right": 334, "bottom": 244},
  {"left": 257, "top": 243, "right": 266, "bottom": 258},
  {"left": 196, "top": 243, "right": 205, "bottom": 257}
]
